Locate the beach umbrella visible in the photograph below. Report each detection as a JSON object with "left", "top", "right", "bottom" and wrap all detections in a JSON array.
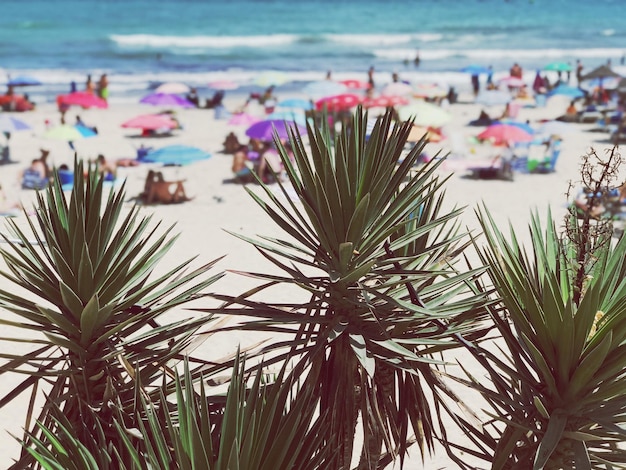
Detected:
[
  {"left": 475, "top": 90, "right": 512, "bottom": 106},
  {"left": 0, "top": 115, "right": 31, "bottom": 133},
  {"left": 460, "top": 65, "right": 491, "bottom": 75},
  {"left": 155, "top": 82, "right": 190, "bottom": 94},
  {"left": 338, "top": 79, "right": 370, "bottom": 90},
  {"left": 121, "top": 114, "right": 178, "bottom": 130},
  {"left": 398, "top": 101, "right": 452, "bottom": 127},
  {"left": 6, "top": 75, "right": 42, "bottom": 87},
  {"left": 547, "top": 84, "right": 585, "bottom": 99},
  {"left": 57, "top": 91, "right": 108, "bottom": 109},
  {"left": 303, "top": 81, "right": 348, "bottom": 98},
  {"left": 580, "top": 76, "right": 621, "bottom": 91},
  {"left": 362, "top": 95, "right": 409, "bottom": 109},
  {"left": 315, "top": 93, "right": 362, "bottom": 112},
  {"left": 45, "top": 124, "right": 96, "bottom": 142},
  {"left": 406, "top": 125, "right": 443, "bottom": 143},
  {"left": 543, "top": 61, "right": 572, "bottom": 72},
  {"left": 580, "top": 64, "right": 622, "bottom": 81},
  {"left": 140, "top": 92, "right": 195, "bottom": 108},
  {"left": 494, "top": 120, "right": 534, "bottom": 135},
  {"left": 266, "top": 111, "right": 307, "bottom": 126},
  {"left": 413, "top": 83, "right": 447, "bottom": 99},
  {"left": 245, "top": 119, "right": 306, "bottom": 142},
  {"left": 254, "top": 71, "right": 290, "bottom": 87},
  {"left": 139, "top": 145, "right": 211, "bottom": 165},
  {"left": 208, "top": 80, "right": 239, "bottom": 90},
  {"left": 477, "top": 123, "right": 533, "bottom": 145},
  {"left": 381, "top": 82, "right": 413, "bottom": 97},
  {"left": 499, "top": 76, "right": 525, "bottom": 88},
  {"left": 74, "top": 124, "right": 98, "bottom": 138},
  {"left": 535, "top": 120, "right": 576, "bottom": 137},
  {"left": 278, "top": 98, "right": 313, "bottom": 110},
  {"left": 228, "top": 112, "right": 261, "bottom": 126}
]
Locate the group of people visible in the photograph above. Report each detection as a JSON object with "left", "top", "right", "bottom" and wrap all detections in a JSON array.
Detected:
[
  {"left": 83, "top": 74, "right": 109, "bottom": 101},
  {"left": 228, "top": 135, "right": 290, "bottom": 184}
]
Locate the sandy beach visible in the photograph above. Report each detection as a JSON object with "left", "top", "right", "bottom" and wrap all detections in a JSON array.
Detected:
[{"left": 0, "top": 86, "right": 619, "bottom": 468}]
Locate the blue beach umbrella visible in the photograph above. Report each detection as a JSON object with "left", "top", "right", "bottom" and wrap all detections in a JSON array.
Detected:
[
  {"left": 139, "top": 145, "right": 211, "bottom": 165},
  {"left": 74, "top": 124, "right": 98, "bottom": 138},
  {"left": 547, "top": 85, "right": 585, "bottom": 99},
  {"left": 266, "top": 111, "right": 307, "bottom": 126},
  {"left": 278, "top": 98, "right": 313, "bottom": 110},
  {"left": 460, "top": 65, "right": 490, "bottom": 75},
  {"left": 0, "top": 115, "right": 31, "bottom": 133},
  {"left": 6, "top": 75, "right": 42, "bottom": 87}
]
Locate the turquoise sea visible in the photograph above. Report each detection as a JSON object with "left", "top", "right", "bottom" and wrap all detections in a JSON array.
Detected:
[{"left": 0, "top": 0, "right": 624, "bottom": 101}]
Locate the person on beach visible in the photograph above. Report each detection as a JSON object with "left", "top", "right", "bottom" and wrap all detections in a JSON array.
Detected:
[
  {"left": 231, "top": 144, "right": 256, "bottom": 184},
  {"left": 85, "top": 74, "right": 94, "bottom": 94},
  {"left": 471, "top": 74, "right": 480, "bottom": 96},
  {"left": 367, "top": 66, "right": 375, "bottom": 90},
  {"left": 96, "top": 74, "right": 109, "bottom": 101},
  {"left": 576, "top": 60, "right": 584, "bottom": 85},
  {"left": 96, "top": 154, "right": 117, "bottom": 181},
  {"left": 141, "top": 170, "right": 192, "bottom": 204},
  {"left": 510, "top": 63, "right": 523, "bottom": 79}
]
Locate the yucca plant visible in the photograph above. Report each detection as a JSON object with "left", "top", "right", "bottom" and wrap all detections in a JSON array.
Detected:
[
  {"left": 25, "top": 355, "right": 334, "bottom": 470},
  {"left": 0, "top": 159, "right": 221, "bottom": 468},
  {"left": 456, "top": 149, "right": 626, "bottom": 469},
  {"left": 209, "top": 108, "right": 493, "bottom": 469}
]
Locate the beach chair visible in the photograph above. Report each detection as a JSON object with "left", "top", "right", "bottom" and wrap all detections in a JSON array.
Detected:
[
  {"left": 466, "top": 156, "right": 514, "bottom": 181},
  {"left": 21, "top": 169, "right": 49, "bottom": 190},
  {"left": 532, "top": 149, "right": 560, "bottom": 174}
]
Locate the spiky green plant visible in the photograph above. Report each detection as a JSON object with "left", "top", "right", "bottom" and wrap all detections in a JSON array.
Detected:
[
  {"left": 456, "top": 197, "right": 626, "bottom": 469},
  {"left": 209, "top": 108, "right": 492, "bottom": 469},
  {"left": 0, "top": 160, "right": 221, "bottom": 468},
  {"left": 25, "top": 355, "right": 334, "bottom": 469}
]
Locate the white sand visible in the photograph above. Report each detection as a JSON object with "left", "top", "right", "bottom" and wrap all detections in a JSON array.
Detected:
[{"left": 0, "top": 90, "right": 617, "bottom": 468}]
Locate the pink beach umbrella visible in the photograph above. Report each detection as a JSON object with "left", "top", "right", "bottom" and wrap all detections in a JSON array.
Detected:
[
  {"left": 362, "top": 95, "right": 409, "bottom": 109},
  {"left": 315, "top": 93, "right": 363, "bottom": 112},
  {"left": 381, "top": 82, "right": 413, "bottom": 97},
  {"left": 338, "top": 79, "right": 371, "bottom": 90},
  {"left": 121, "top": 114, "right": 178, "bottom": 131},
  {"left": 155, "top": 82, "right": 190, "bottom": 94},
  {"left": 499, "top": 76, "right": 526, "bottom": 88},
  {"left": 57, "top": 91, "right": 108, "bottom": 109},
  {"left": 208, "top": 80, "right": 239, "bottom": 90},
  {"left": 477, "top": 123, "right": 533, "bottom": 145},
  {"left": 228, "top": 112, "right": 261, "bottom": 126}
]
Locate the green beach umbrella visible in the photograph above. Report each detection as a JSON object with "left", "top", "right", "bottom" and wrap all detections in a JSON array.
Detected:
[{"left": 543, "top": 61, "right": 572, "bottom": 72}]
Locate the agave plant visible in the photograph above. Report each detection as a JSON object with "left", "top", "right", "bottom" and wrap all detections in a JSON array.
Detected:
[
  {"left": 0, "top": 160, "right": 221, "bottom": 468},
  {"left": 25, "top": 355, "right": 334, "bottom": 469},
  {"left": 210, "top": 108, "right": 492, "bottom": 468},
  {"left": 458, "top": 191, "right": 626, "bottom": 468}
]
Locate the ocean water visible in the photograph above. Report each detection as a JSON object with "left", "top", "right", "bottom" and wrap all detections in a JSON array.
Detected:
[{"left": 0, "top": 0, "right": 624, "bottom": 102}]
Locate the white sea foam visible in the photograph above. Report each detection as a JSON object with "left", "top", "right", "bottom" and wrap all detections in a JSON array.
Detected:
[
  {"left": 110, "top": 34, "right": 298, "bottom": 49},
  {"left": 325, "top": 33, "right": 441, "bottom": 46}
]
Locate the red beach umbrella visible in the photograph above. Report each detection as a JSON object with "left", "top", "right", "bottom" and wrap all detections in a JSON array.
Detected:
[
  {"left": 315, "top": 93, "right": 363, "bottom": 112},
  {"left": 121, "top": 114, "right": 178, "bottom": 130},
  {"left": 477, "top": 123, "right": 533, "bottom": 145},
  {"left": 362, "top": 95, "right": 409, "bottom": 109},
  {"left": 57, "top": 91, "right": 108, "bottom": 109}
]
